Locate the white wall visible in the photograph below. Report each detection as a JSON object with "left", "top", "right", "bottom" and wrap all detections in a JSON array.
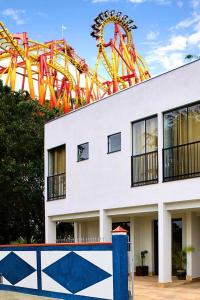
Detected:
[
  {"left": 45, "top": 60, "right": 200, "bottom": 220},
  {"left": 134, "top": 217, "right": 154, "bottom": 272},
  {"left": 76, "top": 221, "right": 99, "bottom": 241}
]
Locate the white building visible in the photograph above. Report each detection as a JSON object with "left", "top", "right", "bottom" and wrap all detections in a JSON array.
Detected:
[{"left": 44, "top": 59, "right": 200, "bottom": 284}]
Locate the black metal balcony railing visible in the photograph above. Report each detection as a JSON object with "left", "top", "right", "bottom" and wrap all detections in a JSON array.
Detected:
[
  {"left": 131, "top": 151, "right": 158, "bottom": 186},
  {"left": 163, "top": 141, "right": 200, "bottom": 182},
  {"left": 47, "top": 173, "right": 66, "bottom": 201}
]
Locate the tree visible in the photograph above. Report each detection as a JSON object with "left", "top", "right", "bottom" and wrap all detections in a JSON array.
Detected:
[
  {"left": 0, "top": 80, "right": 60, "bottom": 244},
  {"left": 185, "top": 54, "right": 200, "bottom": 60}
]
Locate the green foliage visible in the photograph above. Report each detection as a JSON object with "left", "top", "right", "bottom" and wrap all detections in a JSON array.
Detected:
[
  {"left": 185, "top": 54, "right": 200, "bottom": 60},
  {"left": 140, "top": 250, "right": 148, "bottom": 267},
  {"left": 172, "top": 246, "right": 195, "bottom": 271},
  {"left": 0, "top": 80, "right": 60, "bottom": 244}
]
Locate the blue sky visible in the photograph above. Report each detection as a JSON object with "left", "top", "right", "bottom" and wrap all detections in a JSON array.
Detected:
[{"left": 0, "top": 0, "right": 200, "bottom": 76}]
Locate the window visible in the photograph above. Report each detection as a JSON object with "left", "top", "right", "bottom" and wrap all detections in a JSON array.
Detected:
[
  {"left": 108, "top": 133, "right": 121, "bottom": 153},
  {"left": 163, "top": 102, "right": 200, "bottom": 181},
  {"left": 47, "top": 145, "right": 66, "bottom": 200},
  {"left": 77, "top": 142, "right": 89, "bottom": 161},
  {"left": 132, "top": 116, "right": 158, "bottom": 186}
]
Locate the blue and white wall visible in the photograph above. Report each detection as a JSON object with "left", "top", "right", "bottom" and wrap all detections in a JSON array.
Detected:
[{"left": 0, "top": 234, "right": 128, "bottom": 300}]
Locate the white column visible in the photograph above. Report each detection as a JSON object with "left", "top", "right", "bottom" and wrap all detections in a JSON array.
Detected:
[
  {"left": 45, "top": 217, "right": 56, "bottom": 243},
  {"left": 130, "top": 216, "right": 135, "bottom": 274},
  {"left": 99, "top": 209, "right": 112, "bottom": 242},
  {"left": 186, "top": 211, "right": 192, "bottom": 279},
  {"left": 158, "top": 202, "right": 172, "bottom": 283},
  {"left": 74, "top": 222, "right": 78, "bottom": 242},
  {"left": 157, "top": 112, "right": 163, "bottom": 183}
]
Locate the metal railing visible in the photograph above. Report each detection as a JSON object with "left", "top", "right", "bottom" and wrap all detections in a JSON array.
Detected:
[
  {"left": 163, "top": 141, "right": 200, "bottom": 181},
  {"left": 131, "top": 151, "right": 158, "bottom": 186},
  {"left": 47, "top": 173, "right": 66, "bottom": 201},
  {"left": 56, "top": 236, "right": 101, "bottom": 243}
]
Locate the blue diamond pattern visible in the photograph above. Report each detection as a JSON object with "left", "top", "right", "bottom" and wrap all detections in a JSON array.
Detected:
[
  {"left": 42, "top": 251, "right": 111, "bottom": 294},
  {"left": 0, "top": 252, "right": 36, "bottom": 285}
]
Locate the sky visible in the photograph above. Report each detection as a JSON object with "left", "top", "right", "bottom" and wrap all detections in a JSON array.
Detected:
[{"left": 0, "top": 0, "right": 200, "bottom": 77}]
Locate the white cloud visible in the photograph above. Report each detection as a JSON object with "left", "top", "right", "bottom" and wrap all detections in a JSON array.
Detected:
[
  {"left": 91, "top": 0, "right": 117, "bottom": 2},
  {"left": 188, "top": 31, "right": 200, "bottom": 44},
  {"left": 146, "top": 18, "right": 200, "bottom": 74},
  {"left": 191, "top": 0, "right": 200, "bottom": 8},
  {"left": 35, "top": 11, "right": 48, "bottom": 17},
  {"left": 174, "top": 14, "right": 200, "bottom": 29},
  {"left": 177, "top": 1, "right": 183, "bottom": 7},
  {"left": 2, "top": 8, "right": 26, "bottom": 25},
  {"left": 146, "top": 30, "right": 159, "bottom": 41},
  {"left": 156, "top": 0, "right": 171, "bottom": 4},
  {"left": 128, "top": 0, "right": 147, "bottom": 3},
  {"left": 128, "top": 0, "right": 171, "bottom": 4}
]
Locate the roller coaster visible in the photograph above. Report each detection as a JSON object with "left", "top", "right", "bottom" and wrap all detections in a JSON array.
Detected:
[{"left": 0, "top": 10, "right": 150, "bottom": 113}]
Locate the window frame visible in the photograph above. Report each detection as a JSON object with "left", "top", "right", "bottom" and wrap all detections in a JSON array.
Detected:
[
  {"left": 163, "top": 100, "right": 200, "bottom": 148},
  {"left": 47, "top": 144, "right": 66, "bottom": 201},
  {"left": 48, "top": 144, "right": 66, "bottom": 176},
  {"left": 107, "top": 132, "right": 121, "bottom": 154},
  {"left": 77, "top": 142, "right": 89, "bottom": 162},
  {"left": 132, "top": 114, "right": 158, "bottom": 156}
]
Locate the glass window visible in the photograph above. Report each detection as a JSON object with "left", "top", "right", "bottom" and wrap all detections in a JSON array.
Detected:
[
  {"left": 163, "top": 102, "right": 200, "bottom": 182},
  {"left": 164, "top": 103, "right": 200, "bottom": 147},
  {"left": 132, "top": 116, "right": 158, "bottom": 186},
  {"left": 132, "top": 116, "right": 158, "bottom": 155},
  {"left": 77, "top": 142, "right": 89, "bottom": 161},
  {"left": 108, "top": 133, "right": 121, "bottom": 153},
  {"left": 48, "top": 145, "right": 66, "bottom": 201},
  {"left": 164, "top": 108, "right": 187, "bottom": 148},
  {"left": 48, "top": 145, "right": 65, "bottom": 176},
  {"left": 132, "top": 121, "right": 145, "bottom": 155},
  {"left": 146, "top": 117, "right": 158, "bottom": 152},
  {"left": 188, "top": 103, "right": 200, "bottom": 143}
]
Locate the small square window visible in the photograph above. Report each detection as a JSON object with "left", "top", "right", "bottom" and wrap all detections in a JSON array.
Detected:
[
  {"left": 77, "top": 142, "right": 89, "bottom": 161},
  {"left": 108, "top": 133, "right": 121, "bottom": 153}
]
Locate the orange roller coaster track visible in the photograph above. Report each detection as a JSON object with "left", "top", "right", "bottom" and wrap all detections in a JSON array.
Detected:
[{"left": 0, "top": 10, "right": 150, "bottom": 113}]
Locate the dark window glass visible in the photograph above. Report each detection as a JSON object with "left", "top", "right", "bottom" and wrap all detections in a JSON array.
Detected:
[
  {"left": 77, "top": 143, "right": 89, "bottom": 161},
  {"left": 108, "top": 133, "right": 121, "bottom": 153}
]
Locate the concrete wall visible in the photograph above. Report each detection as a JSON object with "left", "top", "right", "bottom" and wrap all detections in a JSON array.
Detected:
[
  {"left": 76, "top": 221, "right": 99, "bottom": 241},
  {"left": 45, "top": 60, "right": 200, "bottom": 220},
  {"left": 134, "top": 217, "right": 154, "bottom": 273}
]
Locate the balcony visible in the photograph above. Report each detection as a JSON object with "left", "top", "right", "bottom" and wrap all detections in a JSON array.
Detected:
[
  {"left": 163, "top": 141, "right": 200, "bottom": 182},
  {"left": 131, "top": 151, "right": 158, "bottom": 186},
  {"left": 47, "top": 173, "right": 66, "bottom": 201}
]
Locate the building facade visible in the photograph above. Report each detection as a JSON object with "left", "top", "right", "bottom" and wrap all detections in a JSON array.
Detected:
[{"left": 45, "top": 59, "right": 200, "bottom": 284}]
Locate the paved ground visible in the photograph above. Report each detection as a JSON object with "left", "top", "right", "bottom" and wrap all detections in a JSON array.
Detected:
[
  {"left": 1, "top": 277, "right": 200, "bottom": 299},
  {"left": 134, "top": 276, "right": 200, "bottom": 300}
]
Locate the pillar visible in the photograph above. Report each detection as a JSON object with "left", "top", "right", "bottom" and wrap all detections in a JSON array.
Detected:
[
  {"left": 99, "top": 209, "right": 112, "bottom": 242},
  {"left": 130, "top": 216, "right": 135, "bottom": 273},
  {"left": 74, "top": 222, "right": 78, "bottom": 242},
  {"left": 112, "top": 227, "right": 129, "bottom": 300},
  {"left": 186, "top": 211, "right": 192, "bottom": 279},
  {"left": 158, "top": 202, "right": 172, "bottom": 284},
  {"left": 45, "top": 216, "right": 56, "bottom": 243}
]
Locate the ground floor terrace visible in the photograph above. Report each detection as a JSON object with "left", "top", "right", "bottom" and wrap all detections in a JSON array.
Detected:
[
  {"left": 1, "top": 277, "right": 200, "bottom": 300},
  {"left": 46, "top": 199, "right": 200, "bottom": 284}
]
